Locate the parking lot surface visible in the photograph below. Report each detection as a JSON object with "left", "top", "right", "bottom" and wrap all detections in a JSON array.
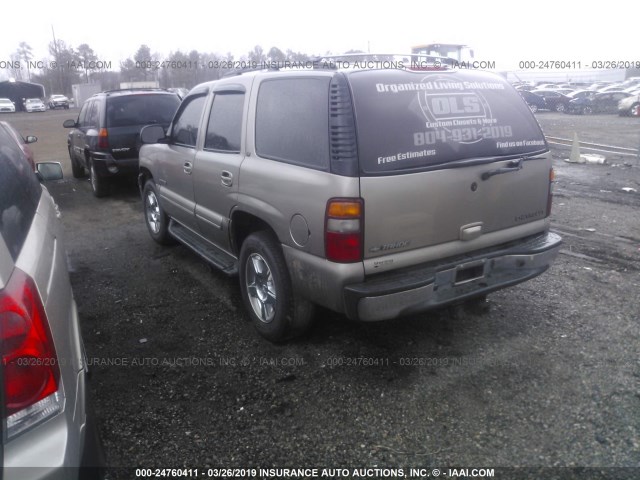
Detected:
[{"left": 5, "top": 110, "right": 640, "bottom": 479}]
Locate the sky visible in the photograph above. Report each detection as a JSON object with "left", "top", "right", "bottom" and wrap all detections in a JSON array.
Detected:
[{"left": 0, "top": 0, "right": 637, "bottom": 80}]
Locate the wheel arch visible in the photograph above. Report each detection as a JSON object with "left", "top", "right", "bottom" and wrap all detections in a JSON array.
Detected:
[
  {"left": 230, "top": 210, "right": 279, "bottom": 256},
  {"left": 138, "top": 167, "right": 154, "bottom": 195}
]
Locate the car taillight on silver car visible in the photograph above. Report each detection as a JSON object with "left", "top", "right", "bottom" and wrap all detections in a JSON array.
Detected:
[{"left": 1, "top": 268, "right": 63, "bottom": 439}]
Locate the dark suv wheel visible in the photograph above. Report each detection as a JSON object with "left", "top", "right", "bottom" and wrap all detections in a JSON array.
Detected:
[
  {"left": 89, "top": 160, "right": 108, "bottom": 197},
  {"left": 69, "top": 147, "right": 86, "bottom": 178}
]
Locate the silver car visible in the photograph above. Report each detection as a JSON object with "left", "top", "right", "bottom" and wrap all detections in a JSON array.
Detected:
[
  {"left": 0, "top": 98, "right": 16, "bottom": 113},
  {"left": 24, "top": 98, "right": 46, "bottom": 113},
  {"left": 139, "top": 63, "right": 562, "bottom": 342},
  {"left": 1, "top": 125, "right": 103, "bottom": 478}
]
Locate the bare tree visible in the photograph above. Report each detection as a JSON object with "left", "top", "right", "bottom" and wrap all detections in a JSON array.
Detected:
[
  {"left": 16, "top": 42, "right": 33, "bottom": 81},
  {"left": 76, "top": 43, "right": 98, "bottom": 83}
]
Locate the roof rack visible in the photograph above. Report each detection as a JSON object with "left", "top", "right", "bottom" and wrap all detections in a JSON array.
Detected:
[
  {"left": 223, "top": 65, "right": 281, "bottom": 78},
  {"left": 311, "top": 52, "right": 456, "bottom": 65},
  {"left": 222, "top": 53, "right": 457, "bottom": 77}
]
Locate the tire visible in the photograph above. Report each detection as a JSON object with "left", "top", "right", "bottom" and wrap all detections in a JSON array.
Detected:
[
  {"left": 69, "top": 147, "right": 86, "bottom": 178},
  {"left": 239, "top": 231, "right": 314, "bottom": 342},
  {"left": 143, "top": 180, "right": 174, "bottom": 245},
  {"left": 89, "top": 160, "right": 109, "bottom": 197},
  {"left": 529, "top": 104, "right": 538, "bottom": 113},
  {"left": 630, "top": 103, "right": 640, "bottom": 117},
  {"left": 555, "top": 103, "right": 566, "bottom": 113},
  {"left": 582, "top": 106, "right": 593, "bottom": 115}
]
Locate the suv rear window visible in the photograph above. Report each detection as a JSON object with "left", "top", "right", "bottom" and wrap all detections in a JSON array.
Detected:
[
  {"left": 0, "top": 127, "right": 41, "bottom": 260},
  {"left": 348, "top": 70, "right": 548, "bottom": 174},
  {"left": 107, "top": 94, "right": 180, "bottom": 128}
]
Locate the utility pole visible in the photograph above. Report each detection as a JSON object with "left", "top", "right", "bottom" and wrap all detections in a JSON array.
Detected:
[{"left": 51, "top": 25, "right": 63, "bottom": 94}]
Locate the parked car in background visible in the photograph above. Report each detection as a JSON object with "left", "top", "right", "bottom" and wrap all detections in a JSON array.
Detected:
[
  {"left": 531, "top": 90, "right": 571, "bottom": 112},
  {"left": 138, "top": 67, "right": 561, "bottom": 342},
  {"left": 0, "top": 98, "right": 16, "bottom": 113},
  {"left": 617, "top": 93, "right": 640, "bottom": 116},
  {"left": 534, "top": 83, "right": 557, "bottom": 90},
  {"left": 0, "top": 121, "right": 38, "bottom": 169},
  {"left": 48, "top": 94, "right": 70, "bottom": 110},
  {"left": 587, "top": 81, "right": 613, "bottom": 90},
  {"left": 550, "top": 88, "right": 575, "bottom": 96},
  {"left": 514, "top": 83, "right": 535, "bottom": 92},
  {"left": 63, "top": 88, "right": 181, "bottom": 196},
  {"left": 0, "top": 124, "right": 104, "bottom": 479},
  {"left": 567, "top": 90, "right": 597, "bottom": 101},
  {"left": 519, "top": 90, "right": 547, "bottom": 113},
  {"left": 24, "top": 98, "right": 46, "bottom": 113},
  {"left": 597, "top": 85, "right": 625, "bottom": 93},
  {"left": 568, "top": 91, "right": 631, "bottom": 114}
]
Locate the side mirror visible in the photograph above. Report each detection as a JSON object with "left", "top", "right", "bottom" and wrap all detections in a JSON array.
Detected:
[
  {"left": 36, "top": 162, "right": 64, "bottom": 182},
  {"left": 25, "top": 135, "right": 37, "bottom": 144},
  {"left": 63, "top": 119, "right": 77, "bottom": 128},
  {"left": 140, "top": 124, "right": 167, "bottom": 144}
]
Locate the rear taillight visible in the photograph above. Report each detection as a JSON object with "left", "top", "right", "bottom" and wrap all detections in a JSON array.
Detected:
[
  {"left": 1, "top": 268, "right": 62, "bottom": 439},
  {"left": 546, "top": 167, "right": 555, "bottom": 217},
  {"left": 98, "top": 128, "right": 109, "bottom": 149},
  {"left": 325, "top": 198, "right": 363, "bottom": 263}
]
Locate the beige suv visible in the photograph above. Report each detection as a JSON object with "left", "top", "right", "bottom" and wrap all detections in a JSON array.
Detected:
[{"left": 138, "top": 63, "right": 561, "bottom": 342}]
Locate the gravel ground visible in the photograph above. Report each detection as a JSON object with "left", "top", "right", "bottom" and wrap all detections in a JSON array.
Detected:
[{"left": 4, "top": 109, "right": 639, "bottom": 480}]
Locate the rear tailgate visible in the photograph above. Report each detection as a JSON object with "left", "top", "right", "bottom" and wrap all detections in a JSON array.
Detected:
[
  {"left": 347, "top": 69, "right": 550, "bottom": 271},
  {"left": 106, "top": 93, "right": 180, "bottom": 160}
]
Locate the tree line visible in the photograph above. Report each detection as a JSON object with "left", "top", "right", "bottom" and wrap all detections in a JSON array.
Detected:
[{"left": 7, "top": 41, "right": 330, "bottom": 97}]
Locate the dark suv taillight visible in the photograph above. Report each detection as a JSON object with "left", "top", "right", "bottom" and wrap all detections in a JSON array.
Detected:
[
  {"left": 1, "top": 268, "right": 63, "bottom": 438},
  {"left": 325, "top": 198, "right": 364, "bottom": 263},
  {"left": 98, "top": 128, "right": 109, "bottom": 149}
]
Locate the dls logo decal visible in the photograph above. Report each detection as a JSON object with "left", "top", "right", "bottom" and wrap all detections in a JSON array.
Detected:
[
  {"left": 424, "top": 94, "right": 483, "bottom": 120},
  {"left": 417, "top": 76, "right": 493, "bottom": 144}
]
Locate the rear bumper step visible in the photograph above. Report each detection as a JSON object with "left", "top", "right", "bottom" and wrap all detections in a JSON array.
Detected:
[{"left": 344, "top": 231, "right": 562, "bottom": 321}]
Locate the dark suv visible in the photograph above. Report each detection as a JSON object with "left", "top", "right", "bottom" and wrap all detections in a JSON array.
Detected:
[
  {"left": 64, "top": 89, "right": 181, "bottom": 197},
  {"left": 139, "top": 63, "right": 562, "bottom": 342}
]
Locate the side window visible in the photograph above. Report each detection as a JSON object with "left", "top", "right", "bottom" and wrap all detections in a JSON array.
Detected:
[
  {"left": 204, "top": 93, "right": 244, "bottom": 152},
  {"left": 87, "top": 101, "right": 100, "bottom": 127},
  {"left": 255, "top": 78, "right": 330, "bottom": 170},
  {"left": 77, "top": 101, "right": 90, "bottom": 127},
  {"left": 171, "top": 95, "right": 206, "bottom": 148},
  {"left": 0, "top": 127, "right": 41, "bottom": 261}
]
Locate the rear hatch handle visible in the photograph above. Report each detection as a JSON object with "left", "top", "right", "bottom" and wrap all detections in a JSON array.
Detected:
[{"left": 481, "top": 158, "right": 523, "bottom": 181}]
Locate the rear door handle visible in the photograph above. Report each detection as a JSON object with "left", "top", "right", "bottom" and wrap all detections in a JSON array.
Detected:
[
  {"left": 221, "top": 170, "right": 233, "bottom": 187},
  {"left": 481, "top": 158, "right": 523, "bottom": 181},
  {"left": 183, "top": 161, "right": 193, "bottom": 175}
]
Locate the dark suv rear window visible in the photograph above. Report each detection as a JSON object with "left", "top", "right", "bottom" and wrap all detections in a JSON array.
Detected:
[
  {"left": 348, "top": 70, "right": 548, "bottom": 174},
  {"left": 106, "top": 94, "right": 180, "bottom": 128},
  {"left": 0, "top": 127, "right": 41, "bottom": 260}
]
